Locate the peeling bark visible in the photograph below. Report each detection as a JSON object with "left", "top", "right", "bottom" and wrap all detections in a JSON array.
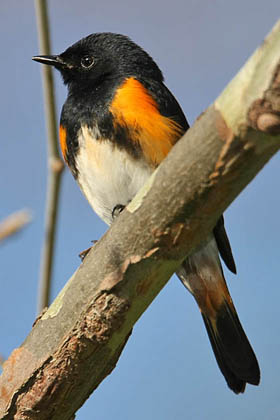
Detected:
[{"left": 0, "top": 20, "right": 280, "bottom": 420}]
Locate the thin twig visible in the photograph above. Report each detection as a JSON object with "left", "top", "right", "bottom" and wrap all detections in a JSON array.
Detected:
[
  {"left": 34, "top": 0, "right": 64, "bottom": 314},
  {"left": 0, "top": 209, "right": 32, "bottom": 243}
]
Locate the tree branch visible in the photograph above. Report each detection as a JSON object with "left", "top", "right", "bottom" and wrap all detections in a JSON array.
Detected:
[{"left": 1, "top": 20, "right": 280, "bottom": 420}]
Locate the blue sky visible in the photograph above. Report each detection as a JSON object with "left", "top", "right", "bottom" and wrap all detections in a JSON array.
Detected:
[{"left": 1, "top": 1, "right": 280, "bottom": 419}]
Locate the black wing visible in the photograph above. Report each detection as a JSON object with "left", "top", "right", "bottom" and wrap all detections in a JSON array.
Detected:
[
  {"left": 140, "top": 77, "right": 189, "bottom": 132},
  {"left": 142, "top": 79, "right": 235, "bottom": 274}
]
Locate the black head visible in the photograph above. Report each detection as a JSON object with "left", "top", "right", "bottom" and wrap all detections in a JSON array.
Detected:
[{"left": 32, "top": 33, "right": 163, "bottom": 92}]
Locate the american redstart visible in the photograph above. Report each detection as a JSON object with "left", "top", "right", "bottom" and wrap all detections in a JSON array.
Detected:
[{"left": 33, "top": 32, "right": 260, "bottom": 393}]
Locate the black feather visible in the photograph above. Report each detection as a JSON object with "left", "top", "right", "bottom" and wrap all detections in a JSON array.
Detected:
[
  {"left": 202, "top": 300, "right": 260, "bottom": 393},
  {"left": 214, "top": 215, "right": 237, "bottom": 274}
]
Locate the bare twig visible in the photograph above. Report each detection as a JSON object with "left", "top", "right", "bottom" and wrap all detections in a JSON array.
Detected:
[
  {"left": 0, "top": 210, "right": 32, "bottom": 243},
  {"left": 34, "top": 0, "right": 64, "bottom": 314}
]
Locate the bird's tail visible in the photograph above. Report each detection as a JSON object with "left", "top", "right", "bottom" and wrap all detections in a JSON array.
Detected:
[
  {"left": 201, "top": 298, "right": 260, "bottom": 393},
  {"left": 177, "top": 237, "right": 260, "bottom": 393}
]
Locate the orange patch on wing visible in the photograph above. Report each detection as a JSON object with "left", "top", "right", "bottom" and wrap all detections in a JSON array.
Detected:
[
  {"left": 110, "top": 78, "right": 183, "bottom": 166},
  {"left": 59, "top": 125, "right": 67, "bottom": 160}
]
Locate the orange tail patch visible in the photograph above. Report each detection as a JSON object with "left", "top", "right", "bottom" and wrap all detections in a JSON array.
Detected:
[
  {"left": 178, "top": 250, "right": 260, "bottom": 393},
  {"left": 110, "top": 77, "right": 183, "bottom": 166}
]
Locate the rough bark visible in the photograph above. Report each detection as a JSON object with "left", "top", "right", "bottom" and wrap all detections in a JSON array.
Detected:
[{"left": 0, "top": 20, "right": 280, "bottom": 420}]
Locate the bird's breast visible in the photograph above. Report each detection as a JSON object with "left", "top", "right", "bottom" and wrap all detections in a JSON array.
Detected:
[{"left": 75, "top": 125, "right": 153, "bottom": 225}]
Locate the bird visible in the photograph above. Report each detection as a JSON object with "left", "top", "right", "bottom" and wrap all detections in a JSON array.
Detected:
[{"left": 33, "top": 32, "right": 260, "bottom": 393}]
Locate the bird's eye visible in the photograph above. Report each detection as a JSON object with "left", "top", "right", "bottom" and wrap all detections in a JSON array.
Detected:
[{"left": 81, "top": 55, "right": 94, "bottom": 69}]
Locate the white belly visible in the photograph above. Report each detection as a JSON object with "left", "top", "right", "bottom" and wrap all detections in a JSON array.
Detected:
[{"left": 75, "top": 126, "right": 153, "bottom": 225}]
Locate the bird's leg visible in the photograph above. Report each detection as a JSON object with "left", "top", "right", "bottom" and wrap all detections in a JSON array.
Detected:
[
  {"left": 80, "top": 204, "right": 125, "bottom": 261},
  {"left": 79, "top": 239, "right": 98, "bottom": 261},
  {"left": 112, "top": 204, "right": 126, "bottom": 220}
]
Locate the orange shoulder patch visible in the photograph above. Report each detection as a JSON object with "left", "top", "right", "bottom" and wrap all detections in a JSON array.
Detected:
[
  {"left": 110, "top": 78, "right": 183, "bottom": 166},
  {"left": 59, "top": 125, "right": 67, "bottom": 160}
]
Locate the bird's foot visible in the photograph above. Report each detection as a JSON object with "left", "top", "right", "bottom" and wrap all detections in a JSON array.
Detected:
[
  {"left": 112, "top": 204, "right": 125, "bottom": 220},
  {"left": 79, "top": 240, "right": 98, "bottom": 261}
]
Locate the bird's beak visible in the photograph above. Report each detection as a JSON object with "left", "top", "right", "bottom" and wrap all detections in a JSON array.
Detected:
[{"left": 32, "top": 55, "right": 64, "bottom": 67}]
